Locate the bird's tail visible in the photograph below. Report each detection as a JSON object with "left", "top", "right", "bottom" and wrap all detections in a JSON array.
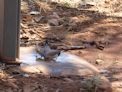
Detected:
[{"left": 44, "top": 40, "right": 49, "bottom": 46}]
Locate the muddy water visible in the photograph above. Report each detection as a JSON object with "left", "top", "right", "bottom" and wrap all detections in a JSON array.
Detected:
[{"left": 20, "top": 46, "right": 99, "bottom": 76}]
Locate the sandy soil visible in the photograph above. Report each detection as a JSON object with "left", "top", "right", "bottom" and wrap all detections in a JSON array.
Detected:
[{"left": 0, "top": 1, "right": 121, "bottom": 92}]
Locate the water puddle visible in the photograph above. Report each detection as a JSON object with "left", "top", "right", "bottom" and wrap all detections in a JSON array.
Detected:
[
  {"left": 20, "top": 46, "right": 41, "bottom": 65},
  {"left": 20, "top": 46, "right": 99, "bottom": 76},
  {"left": 19, "top": 46, "right": 83, "bottom": 64}
]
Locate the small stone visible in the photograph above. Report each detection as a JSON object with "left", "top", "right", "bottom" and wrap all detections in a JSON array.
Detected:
[
  {"left": 30, "top": 11, "right": 40, "bottom": 15},
  {"left": 95, "top": 59, "right": 104, "bottom": 65}
]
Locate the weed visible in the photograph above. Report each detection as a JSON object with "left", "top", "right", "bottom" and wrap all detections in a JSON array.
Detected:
[{"left": 82, "top": 75, "right": 102, "bottom": 92}]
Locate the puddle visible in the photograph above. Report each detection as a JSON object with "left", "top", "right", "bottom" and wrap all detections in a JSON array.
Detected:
[
  {"left": 20, "top": 46, "right": 99, "bottom": 76},
  {"left": 20, "top": 46, "right": 41, "bottom": 65},
  {"left": 19, "top": 46, "right": 81, "bottom": 64}
]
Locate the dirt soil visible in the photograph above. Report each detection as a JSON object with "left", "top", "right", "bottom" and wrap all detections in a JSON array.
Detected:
[{"left": 0, "top": 1, "right": 122, "bottom": 92}]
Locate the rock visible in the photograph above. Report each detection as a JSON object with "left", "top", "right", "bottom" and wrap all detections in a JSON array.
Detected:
[
  {"left": 95, "top": 59, "right": 104, "bottom": 65},
  {"left": 30, "top": 11, "right": 40, "bottom": 15}
]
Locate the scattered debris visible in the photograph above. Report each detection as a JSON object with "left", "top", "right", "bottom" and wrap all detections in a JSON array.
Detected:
[
  {"left": 0, "top": 0, "right": 121, "bottom": 92},
  {"left": 58, "top": 46, "right": 86, "bottom": 51},
  {"left": 95, "top": 59, "right": 104, "bottom": 65}
]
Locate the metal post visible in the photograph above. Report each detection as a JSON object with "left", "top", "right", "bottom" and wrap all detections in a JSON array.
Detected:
[{"left": 0, "top": 0, "right": 20, "bottom": 64}]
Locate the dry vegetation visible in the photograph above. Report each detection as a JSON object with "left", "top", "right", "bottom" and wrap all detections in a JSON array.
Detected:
[{"left": 0, "top": 0, "right": 121, "bottom": 92}]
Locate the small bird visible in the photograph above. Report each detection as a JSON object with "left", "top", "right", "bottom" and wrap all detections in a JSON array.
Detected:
[{"left": 36, "top": 40, "right": 61, "bottom": 61}]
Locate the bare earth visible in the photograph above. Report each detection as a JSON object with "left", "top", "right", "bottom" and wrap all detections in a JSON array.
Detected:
[{"left": 0, "top": 1, "right": 121, "bottom": 92}]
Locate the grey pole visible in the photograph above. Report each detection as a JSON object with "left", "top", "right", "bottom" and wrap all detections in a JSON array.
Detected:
[{"left": 0, "top": 0, "right": 20, "bottom": 64}]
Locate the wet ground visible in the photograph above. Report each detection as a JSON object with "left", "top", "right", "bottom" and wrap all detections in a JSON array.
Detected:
[
  {"left": 0, "top": 1, "right": 122, "bottom": 92},
  {"left": 19, "top": 46, "right": 99, "bottom": 75}
]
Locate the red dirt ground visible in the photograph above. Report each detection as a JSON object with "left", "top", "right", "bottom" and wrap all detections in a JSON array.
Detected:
[{"left": 0, "top": 1, "right": 121, "bottom": 92}]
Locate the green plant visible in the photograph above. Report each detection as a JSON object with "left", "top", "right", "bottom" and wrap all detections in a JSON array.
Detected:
[{"left": 82, "top": 75, "right": 102, "bottom": 92}]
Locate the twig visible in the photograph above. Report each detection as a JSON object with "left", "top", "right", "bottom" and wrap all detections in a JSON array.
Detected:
[{"left": 58, "top": 46, "right": 86, "bottom": 50}]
